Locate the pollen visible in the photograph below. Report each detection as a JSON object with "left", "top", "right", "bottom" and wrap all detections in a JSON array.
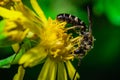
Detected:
[{"left": 38, "top": 18, "right": 75, "bottom": 61}]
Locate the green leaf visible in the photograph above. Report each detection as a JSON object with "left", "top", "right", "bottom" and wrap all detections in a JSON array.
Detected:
[{"left": 0, "top": 54, "right": 16, "bottom": 68}]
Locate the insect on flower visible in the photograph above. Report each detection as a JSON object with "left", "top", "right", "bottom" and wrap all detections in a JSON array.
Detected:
[
  {"left": 56, "top": 6, "right": 94, "bottom": 80},
  {"left": 0, "top": 0, "right": 93, "bottom": 79}
]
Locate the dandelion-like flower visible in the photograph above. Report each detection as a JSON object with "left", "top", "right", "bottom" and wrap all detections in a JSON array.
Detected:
[{"left": 0, "top": 0, "right": 81, "bottom": 80}]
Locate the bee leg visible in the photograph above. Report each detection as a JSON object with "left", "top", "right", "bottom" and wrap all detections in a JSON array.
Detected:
[{"left": 73, "top": 56, "right": 82, "bottom": 80}]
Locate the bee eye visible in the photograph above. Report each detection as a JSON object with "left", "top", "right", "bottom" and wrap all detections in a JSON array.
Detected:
[{"left": 0, "top": 16, "right": 3, "bottom": 21}]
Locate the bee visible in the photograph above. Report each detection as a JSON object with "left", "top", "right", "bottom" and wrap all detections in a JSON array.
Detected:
[
  {"left": 57, "top": 13, "right": 87, "bottom": 34},
  {"left": 56, "top": 6, "right": 94, "bottom": 80}
]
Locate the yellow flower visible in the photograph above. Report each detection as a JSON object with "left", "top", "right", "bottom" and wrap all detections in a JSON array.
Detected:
[
  {"left": 0, "top": 0, "right": 41, "bottom": 46},
  {"left": 0, "top": 8, "right": 29, "bottom": 46},
  {"left": 13, "top": 66, "right": 25, "bottom": 80},
  {"left": 1, "top": 0, "right": 81, "bottom": 80},
  {"left": 0, "top": 0, "right": 20, "bottom": 9}
]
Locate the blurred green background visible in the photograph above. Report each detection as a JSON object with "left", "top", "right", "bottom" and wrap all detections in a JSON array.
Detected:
[{"left": 0, "top": 0, "right": 120, "bottom": 80}]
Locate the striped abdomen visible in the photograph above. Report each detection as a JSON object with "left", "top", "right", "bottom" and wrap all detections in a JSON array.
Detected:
[{"left": 56, "top": 13, "right": 87, "bottom": 34}]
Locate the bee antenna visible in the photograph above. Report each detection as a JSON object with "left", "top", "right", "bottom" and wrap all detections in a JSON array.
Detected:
[{"left": 87, "top": 5, "right": 92, "bottom": 33}]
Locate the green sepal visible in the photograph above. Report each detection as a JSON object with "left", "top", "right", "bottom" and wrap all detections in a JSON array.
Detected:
[
  {"left": 0, "top": 38, "right": 32, "bottom": 68},
  {"left": 0, "top": 47, "right": 24, "bottom": 68}
]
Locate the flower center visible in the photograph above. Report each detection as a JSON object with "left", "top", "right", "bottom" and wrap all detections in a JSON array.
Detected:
[{"left": 39, "top": 18, "right": 75, "bottom": 61}]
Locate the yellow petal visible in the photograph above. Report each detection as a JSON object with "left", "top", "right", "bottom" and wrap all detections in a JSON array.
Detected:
[
  {"left": 47, "top": 59, "right": 57, "bottom": 80},
  {"left": 15, "top": 2, "right": 42, "bottom": 24},
  {"left": 0, "top": 7, "right": 26, "bottom": 21},
  {"left": 65, "top": 61, "right": 80, "bottom": 80},
  {"left": 12, "top": 43, "right": 20, "bottom": 53},
  {"left": 13, "top": 66, "right": 25, "bottom": 80},
  {"left": 30, "top": 0, "right": 47, "bottom": 24},
  {"left": 15, "top": 2, "right": 42, "bottom": 35},
  {"left": 38, "top": 58, "right": 57, "bottom": 80},
  {"left": 19, "top": 46, "right": 47, "bottom": 67},
  {"left": 57, "top": 61, "right": 67, "bottom": 80}
]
